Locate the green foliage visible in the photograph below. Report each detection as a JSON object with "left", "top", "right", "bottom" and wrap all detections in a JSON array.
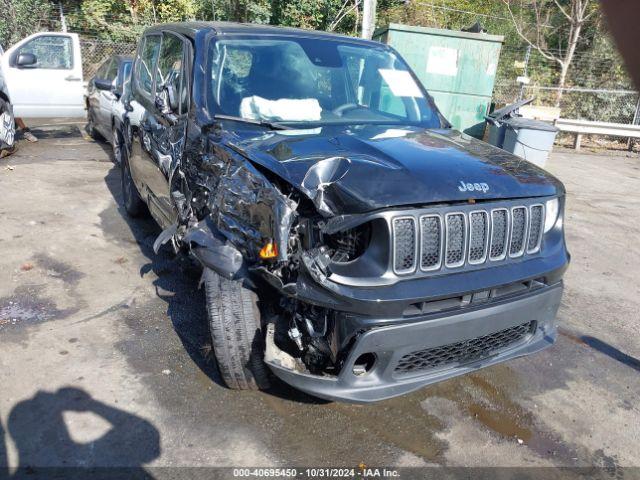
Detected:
[
  {"left": 1, "top": 0, "right": 632, "bottom": 108},
  {"left": 270, "top": 0, "right": 357, "bottom": 33},
  {"left": 0, "top": 0, "right": 53, "bottom": 49}
]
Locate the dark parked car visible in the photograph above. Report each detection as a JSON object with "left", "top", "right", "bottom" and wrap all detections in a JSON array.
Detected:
[
  {"left": 86, "top": 55, "right": 132, "bottom": 164},
  {"left": 121, "top": 22, "right": 569, "bottom": 403}
]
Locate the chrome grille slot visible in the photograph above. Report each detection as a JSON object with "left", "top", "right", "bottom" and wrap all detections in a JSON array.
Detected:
[
  {"left": 393, "top": 217, "right": 417, "bottom": 274},
  {"left": 489, "top": 208, "right": 509, "bottom": 260},
  {"left": 468, "top": 211, "right": 489, "bottom": 264},
  {"left": 527, "top": 204, "right": 544, "bottom": 253},
  {"left": 445, "top": 213, "right": 466, "bottom": 268},
  {"left": 420, "top": 215, "right": 442, "bottom": 271},
  {"left": 509, "top": 206, "right": 528, "bottom": 257}
]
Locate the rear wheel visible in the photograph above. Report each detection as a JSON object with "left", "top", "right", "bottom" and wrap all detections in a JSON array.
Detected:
[
  {"left": 121, "top": 154, "right": 146, "bottom": 217},
  {"left": 0, "top": 97, "right": 16, "bottom": 156},
  {"left": 203, "top": 268, "right": 270, "bottom": 390}
]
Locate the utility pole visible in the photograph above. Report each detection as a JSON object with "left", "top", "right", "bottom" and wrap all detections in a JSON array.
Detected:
[
  {"left": 361, "top": 0, "right": 377, "bottom": 39},
  {"left": 59, "top": 2, "right": 67, "bottom": 33}
]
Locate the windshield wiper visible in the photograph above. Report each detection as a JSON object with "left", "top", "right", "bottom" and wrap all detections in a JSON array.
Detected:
[{"left": 213, "top": 114, "right": 290, "bottom": 130}]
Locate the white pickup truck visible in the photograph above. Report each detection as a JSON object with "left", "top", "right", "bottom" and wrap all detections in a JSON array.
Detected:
[{"left": 0, "top": 31, "right": 85, "bottom": 150}]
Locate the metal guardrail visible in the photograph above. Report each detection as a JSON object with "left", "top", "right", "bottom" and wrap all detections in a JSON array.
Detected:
[{"left": 555, "top": 118, "right": 640, "bottom": 150}]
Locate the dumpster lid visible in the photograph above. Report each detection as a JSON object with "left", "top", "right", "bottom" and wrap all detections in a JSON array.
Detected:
[{"left": 503, "top": 117, "right": 559, "bottom": 132}]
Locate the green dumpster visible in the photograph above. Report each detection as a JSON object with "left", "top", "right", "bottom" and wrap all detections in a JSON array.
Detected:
[{"left": 374, "top": 23, "right": 504, "bottom": 138}]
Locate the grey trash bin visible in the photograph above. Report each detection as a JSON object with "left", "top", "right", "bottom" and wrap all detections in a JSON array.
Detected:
[
  {"left": 502, "top": 117, "right": 559, "bottom": 168},
  {"left": 486, "top": 121, "right": 508, "bottom": 149},
  {"left": 484, "top": 97, "right": 533, "bottom": 149}
]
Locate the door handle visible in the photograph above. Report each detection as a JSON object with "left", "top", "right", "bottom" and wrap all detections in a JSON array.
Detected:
[{"left": 65, "top": 75, "right": 82, "bottom": 82}]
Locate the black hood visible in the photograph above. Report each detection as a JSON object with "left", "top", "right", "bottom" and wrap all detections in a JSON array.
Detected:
[{"left": 226, "top": 125, "right": 564, "bottom": 216}]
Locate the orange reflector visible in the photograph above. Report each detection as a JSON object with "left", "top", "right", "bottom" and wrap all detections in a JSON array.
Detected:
[{"left": 259, "top": 241, "right": 278, "bottom": 259}]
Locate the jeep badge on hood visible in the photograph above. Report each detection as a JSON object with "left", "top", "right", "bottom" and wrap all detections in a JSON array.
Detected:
[{"left": 458, "top": 181, "right": 490, "bottom": 193}]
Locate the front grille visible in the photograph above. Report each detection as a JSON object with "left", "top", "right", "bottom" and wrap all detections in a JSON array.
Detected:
[
  {"left": 527, "top": 205, "right": 544, "bottom": 253},
  {"left": 509, "top": 207, "right": 528, "bottom": 257},
  {"left": 468, "top": 211, "right": 488, "bottom": 263},
  {"left": 490, "top": 208, "right": 509, "bottom": 260},
  {"left": 391, "top": 201, "right": 547, "bottom": 275},
  {"left": 445, "top": 213, "right": 466, "bottom": 267},
  {"left": 393, "top": 217, "right": 417, "bottom": 273},
  {"left": 420, "top": 215, "right": 442, "bottom": 270},
  {"left": 394, "top": 321, "right": 537, "bottom": 375}
]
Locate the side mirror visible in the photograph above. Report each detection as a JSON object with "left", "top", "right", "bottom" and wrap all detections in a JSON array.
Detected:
[
  {"left": 16, "top": 52, "right": 37, "bottom": 68},
  {"left": 94, "top": 78, "right": 112, "bottom": 91}
]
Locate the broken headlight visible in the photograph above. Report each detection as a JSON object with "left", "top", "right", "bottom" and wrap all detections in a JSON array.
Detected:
[{"left": 323, "top": 222, "right": 372, "bottom": 263}]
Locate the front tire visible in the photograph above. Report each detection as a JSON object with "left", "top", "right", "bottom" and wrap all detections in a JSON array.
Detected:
[
  {"left": 112, "top": 123, "right": 124, "bottom": 165},
  {"left": 0, "top": 97, "right": 16, "bottom": 155},
  {"left": 121, "top": 154, "right": 146, "bottom": 217},
  {"left": 203, "top": 268, "right": 270, "bottom": 390}
]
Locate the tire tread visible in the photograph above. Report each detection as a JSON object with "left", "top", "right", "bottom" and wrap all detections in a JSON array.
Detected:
[{"left": 203, "top": 269, "right": 269, "bottom": 390}]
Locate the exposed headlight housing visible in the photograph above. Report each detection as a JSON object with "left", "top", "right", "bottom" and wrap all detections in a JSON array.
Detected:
[{"left": 544, "top": 198, "right": 559, "bottom": 233}]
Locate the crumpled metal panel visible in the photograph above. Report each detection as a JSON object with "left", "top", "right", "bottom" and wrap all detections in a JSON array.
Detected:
[
  {"left": 199, "top": 144, "right": 296, "bottom": 262},
  {"left": 299, "top": 156, "right": 351, "bottom": 217}
]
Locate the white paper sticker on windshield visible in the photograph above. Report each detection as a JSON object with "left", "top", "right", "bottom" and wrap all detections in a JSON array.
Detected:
[
  {"left": 426, "top": 46, "right": 458, "bottom": 76},
  {"left": 378, "top": 69, "right": 424, "bottom": 98}
]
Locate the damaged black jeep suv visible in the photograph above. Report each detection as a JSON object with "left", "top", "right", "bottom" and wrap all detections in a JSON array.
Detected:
[{"left": 121, "top": 22, "right": 569, "bottom": 402}]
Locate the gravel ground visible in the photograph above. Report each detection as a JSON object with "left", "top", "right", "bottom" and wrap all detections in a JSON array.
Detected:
[{"left": 0, "top": 123, "right": 638, "bottom": 477}]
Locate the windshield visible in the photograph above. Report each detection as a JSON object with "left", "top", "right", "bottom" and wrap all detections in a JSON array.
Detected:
[{"left": 207, "top": 36, "right": 443, "bottom": 128}]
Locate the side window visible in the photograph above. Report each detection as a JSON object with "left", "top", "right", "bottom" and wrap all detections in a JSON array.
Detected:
[
  {"left": 95, "top": 59, "right": 109, "bottom": 79},
  {"left": 157, "top": 33, "right": 188, "bottom": 115},
  {"left": 119, "top": 62, "right": 132, "bottom": 89},
  {"left": 106, "top": 60, "right": 119, "bottom": 82},
  {"left": 134, "top": 35, "right": 161, "bottom": 98},
  {"left": 18, "top": 35, "right": 73, "bottom": 70}
]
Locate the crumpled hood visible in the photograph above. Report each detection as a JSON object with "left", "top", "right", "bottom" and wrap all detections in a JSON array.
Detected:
[{"left": 227, "top": 125, "right": 564, "bottom": 216}]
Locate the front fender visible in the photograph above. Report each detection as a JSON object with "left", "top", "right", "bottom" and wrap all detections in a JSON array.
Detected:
[{"left": 183, "top": 218, "right": 245, "bottom": 280}]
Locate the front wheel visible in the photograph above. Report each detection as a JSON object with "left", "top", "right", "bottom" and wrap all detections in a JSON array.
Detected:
[
  {"left": 203, "top": 268, "right": 270, "bottom": 390},
  {"left": 112, "top": 123, "right": 124, "bottom": 165},
  {"left": 0, "top": 97, "right": 16, "bottom": 156}
]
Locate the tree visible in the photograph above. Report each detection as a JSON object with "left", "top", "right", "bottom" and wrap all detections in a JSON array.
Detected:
[
  {"left": 502, "top": 0, "right": 597, "bottom": 105},
  {"left": 0, "top": 0, "right": 52, "bottom": 48}
]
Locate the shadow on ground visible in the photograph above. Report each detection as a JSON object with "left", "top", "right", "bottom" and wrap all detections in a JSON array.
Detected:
[
  {"left": 0, "top": 387, "right": 160, "bottom": 478},
  {"left": 26, "top": 124, "right": 84, "bottom": 140},
  {"left": 581, "top": 336, "right": 640, "bottom": 372}
]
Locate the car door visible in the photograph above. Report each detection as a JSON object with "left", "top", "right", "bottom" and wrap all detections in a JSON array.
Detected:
[
  {"left": 129, "top": 34, "right": 163, "bottom": 222},
  {"left": 1, "top": 32, "right": 84, "bottom": 118},
  {"left": 87, "top": 59, "right": 111, "bottom": 135},
  {"left": 143, "top": 32, "right": 191, "bottom": 228},
  {"left": 96, "top": 59, "right": 119, "bottom": 138}
]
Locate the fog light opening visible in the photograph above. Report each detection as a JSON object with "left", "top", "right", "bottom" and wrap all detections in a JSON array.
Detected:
[{"left": 352, "top": 353, "right": 377, "bottom": 376}]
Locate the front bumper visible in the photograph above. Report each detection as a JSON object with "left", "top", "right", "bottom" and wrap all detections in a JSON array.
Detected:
[{"left": 266, "top": 283, "right": 563, "bottom": 403}]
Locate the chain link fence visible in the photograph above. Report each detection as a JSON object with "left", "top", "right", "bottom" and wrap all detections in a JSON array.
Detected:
[
  {"left": 80, "top": 39, "right": 136, "bottom": 79},
  {"left": 494, "top": 45, "right": 640, "bottom": 126},
  {"left": 493, "top": 82, "right": 640, "bottom": 125}
]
